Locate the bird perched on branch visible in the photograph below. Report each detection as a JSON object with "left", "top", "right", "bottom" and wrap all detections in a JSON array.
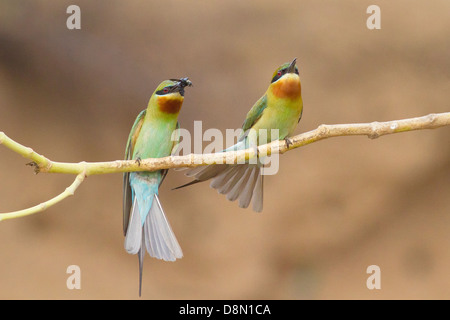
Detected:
[
  {"left": 123, "top": 78, "right": 192, "bottom": 296},
  {"left": 175, "top": 58, "right": 303, "bottom": 212}
]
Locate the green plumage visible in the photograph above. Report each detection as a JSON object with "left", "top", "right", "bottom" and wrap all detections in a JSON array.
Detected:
[
  {"left": 122, "top": 78, "right": 190, "bottom": 296},
  {"left": 176, "top": 58, "right": 303, "bottom": 212}
]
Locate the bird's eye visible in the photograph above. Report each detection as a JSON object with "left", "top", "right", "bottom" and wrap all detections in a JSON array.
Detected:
[
  {"left": 271, "top": 69, "right": 285, "bottom": 83},
  {"left": 163, "top": 88, "right": 169, "bottom": 93}
]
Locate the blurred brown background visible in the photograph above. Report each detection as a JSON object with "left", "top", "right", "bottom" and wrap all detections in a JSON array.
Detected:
[{"left": 0, "top": 0, "right": 449, "bottom": 299}]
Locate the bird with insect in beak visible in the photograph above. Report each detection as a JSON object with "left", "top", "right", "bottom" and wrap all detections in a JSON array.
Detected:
[
  {"left": 123, "top": 78, "right": 192, "bottom": 296},
  {"left": 175, "top": 58, "right": 302, "bottom": 212}
]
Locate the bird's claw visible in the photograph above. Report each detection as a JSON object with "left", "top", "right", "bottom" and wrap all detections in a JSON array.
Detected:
[
  {"left": 135, "top": 157, "right": 142, "bottom": 166},
  {"left": 284, "top": 137, "right": 293, "bottom": 149}
]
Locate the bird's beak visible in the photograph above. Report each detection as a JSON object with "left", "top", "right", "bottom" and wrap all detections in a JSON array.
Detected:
[
  {"left": 287, "top": 58, "right": 297, "bottom": 73},
  {"left": 170, "top": 78, "right": 193, "bottom": 96}
]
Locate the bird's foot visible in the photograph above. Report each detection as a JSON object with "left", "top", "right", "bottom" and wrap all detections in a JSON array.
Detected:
[
  {"left": 284, "top": 137, "right": 293, "bottom": 149},
  {"left": 135, "top": 157, "right": 142, "bottom": 166}
]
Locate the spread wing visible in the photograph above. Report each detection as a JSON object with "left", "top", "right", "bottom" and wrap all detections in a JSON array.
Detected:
[{"left": 123, "top": 109, "right": 146, "bottom": 235}]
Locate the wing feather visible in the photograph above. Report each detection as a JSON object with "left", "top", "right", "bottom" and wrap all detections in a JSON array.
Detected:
[
  {"left": 123, "top": 110, "right": 146, "bottom": 235},
  {"left": 240, "top": 94, "right": 268, "bottom": 137},
  {"left": 159, "top": 122, "right": 181, "bottom": 187}
]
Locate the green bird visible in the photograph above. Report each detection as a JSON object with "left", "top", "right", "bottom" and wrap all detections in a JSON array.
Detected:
[
  {"left": 175, "top": 58, "right": 302, "bottom": 212},
  {"left": 123, "top": 78, "right": 192, "bottom": 296}
]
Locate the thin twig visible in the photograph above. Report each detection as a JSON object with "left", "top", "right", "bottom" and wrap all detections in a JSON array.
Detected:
[{"left": 0, "top": 170, "right": 87, "bottom": 221}]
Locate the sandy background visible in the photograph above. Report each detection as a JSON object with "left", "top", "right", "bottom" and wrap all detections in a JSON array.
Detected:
[{"left": 0, "top": 0, "right": 449, "bottom": 299}]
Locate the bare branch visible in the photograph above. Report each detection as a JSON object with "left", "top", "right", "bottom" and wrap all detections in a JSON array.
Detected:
[
  {"left": 1, "top": 112, "right": 449, "bottom": 176},
  {"left": 0, "top": 112, "right": 449, "bottom": 220}
]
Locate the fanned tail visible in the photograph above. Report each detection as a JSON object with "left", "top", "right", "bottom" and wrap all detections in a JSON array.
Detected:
[
  {"left": 125, "top": 190, "right": 183, "bottom": 261},
  {"left": 144, "top": 194, "right": 183, "bottom": 261},
  {"left": 174, "top": 139, "right": 265, "bottom": 211},
  {"left": 124, "top": 187, "right": 183, "bottom": 295},
  {"left": 176, "top": 163, "right": 264, "bottom": 212}
]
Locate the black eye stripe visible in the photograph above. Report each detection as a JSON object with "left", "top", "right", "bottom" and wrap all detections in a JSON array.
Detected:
[
  {"left": 271, "top": 67, "right": 299, "bottom": 83},
  {"left": 156, "top": 86, "right": 175, "bottom": 95},
  {"left": 271, "top": 69, "right": 286, "bottom": 83}
]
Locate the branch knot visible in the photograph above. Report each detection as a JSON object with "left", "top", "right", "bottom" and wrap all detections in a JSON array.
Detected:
[{"left": 368, "top": 121, "right": 381, "bottom": 139}]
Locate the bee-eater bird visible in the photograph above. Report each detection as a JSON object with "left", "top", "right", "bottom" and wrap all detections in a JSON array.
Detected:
[
  {"left": 123, "top": 78, "right": 192, "bottom": 296},
  {"left": 175, "top": 58, "right": 302, "bottom": 212}
]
